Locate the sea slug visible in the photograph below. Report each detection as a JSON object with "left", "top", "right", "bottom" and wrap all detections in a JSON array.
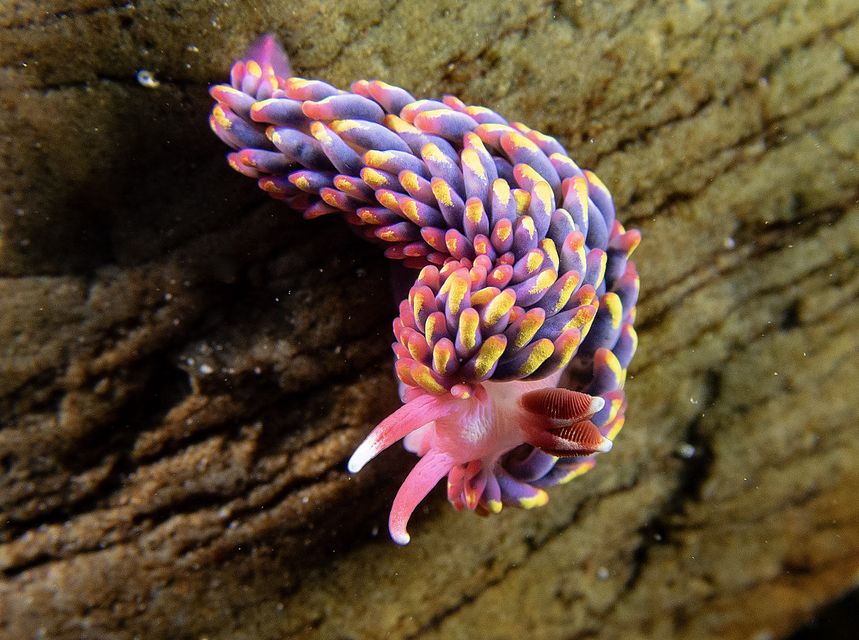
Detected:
[{"left": 209, "top": 35, "right": 640, "bottom": 544}]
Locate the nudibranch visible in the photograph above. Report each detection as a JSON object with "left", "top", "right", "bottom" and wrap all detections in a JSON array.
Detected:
[{"left": 209, "top": 35, "right": 640, "bottom": 544}]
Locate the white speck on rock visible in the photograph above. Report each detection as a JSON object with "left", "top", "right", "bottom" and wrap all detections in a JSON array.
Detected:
[
  {"left": 136, "top": 69, "right": 160, "bottom": 88},
  {"left": 677, "top": 443, "right": 696, "bottom": 459}
]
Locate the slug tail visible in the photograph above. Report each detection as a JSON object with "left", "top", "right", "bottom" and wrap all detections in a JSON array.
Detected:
[{"left": 244, "top": 33, "right": 293, "bottom": 78}]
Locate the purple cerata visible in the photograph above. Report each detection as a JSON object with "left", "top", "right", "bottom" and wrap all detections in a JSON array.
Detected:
[{"left": 209, "top": 35, "right": 640, "bottom": 544}]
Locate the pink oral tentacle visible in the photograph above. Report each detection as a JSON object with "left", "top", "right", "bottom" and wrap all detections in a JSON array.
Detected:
[
  {"left": 389, "top": 450, "right": 454, "bottom": 545},
  {"left": 348, "top": 394, "right": 452, "bottom": 473}
]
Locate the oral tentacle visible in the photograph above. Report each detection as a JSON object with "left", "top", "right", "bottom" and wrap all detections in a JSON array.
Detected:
[
  {"left": 347, "top": 394, "right": 454, "bottom": 473},
  {"left": 389, "top": 449, "right": 455, "bottom": 545}
]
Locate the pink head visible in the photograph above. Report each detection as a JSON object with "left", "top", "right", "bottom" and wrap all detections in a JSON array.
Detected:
[{"left": 348, "top": 381, "right": 610, "bottom": 544}]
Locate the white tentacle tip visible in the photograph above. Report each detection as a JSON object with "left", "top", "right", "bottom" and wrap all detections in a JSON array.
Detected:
[
  {"left": 347, "top": 445, "right": 372, "bottom": 474},
  {"left": 391, "top": 530, "right": 411, "bottom": 545}
]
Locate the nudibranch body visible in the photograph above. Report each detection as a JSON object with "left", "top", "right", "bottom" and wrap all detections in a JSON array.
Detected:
[{"left": 210, "top": 35, "right": 640, "bottom": 544}]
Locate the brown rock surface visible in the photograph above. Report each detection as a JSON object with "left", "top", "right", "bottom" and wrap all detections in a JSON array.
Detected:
[{"left": 1, "top": 1, "right": 857, "bottom": 639}]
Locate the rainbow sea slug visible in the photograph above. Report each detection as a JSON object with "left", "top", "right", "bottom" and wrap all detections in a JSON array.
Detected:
[{"left": 209, "top": 35, "right": 640, "bottom": 544}]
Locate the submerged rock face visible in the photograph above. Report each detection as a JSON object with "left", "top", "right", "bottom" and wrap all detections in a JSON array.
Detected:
[{"left": 1, "top": 1, "right": 857, "bottom": 639}]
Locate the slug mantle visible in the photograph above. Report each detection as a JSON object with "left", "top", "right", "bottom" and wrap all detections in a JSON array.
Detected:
[{"left": 209, "top": 35, "right": 640, "bottom": 544}]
